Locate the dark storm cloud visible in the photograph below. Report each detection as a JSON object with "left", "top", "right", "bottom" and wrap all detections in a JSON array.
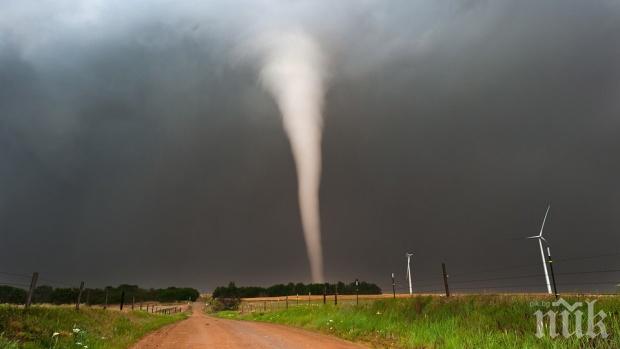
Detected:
[{"left": 1, "top": 0, "right": 619, "bottom": 292}]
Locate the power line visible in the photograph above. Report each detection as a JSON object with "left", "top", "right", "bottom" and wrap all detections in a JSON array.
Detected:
[{"left": 555, "top": 252, "right": 620, "bottom": 263}]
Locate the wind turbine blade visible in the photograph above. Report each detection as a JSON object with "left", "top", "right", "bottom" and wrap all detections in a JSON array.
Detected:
[
  {"left": 538, "top": 204, "right": 550, "bottom": 237},
  {"left": 526, "top": 236, "right": 539, "bottom": 239},
  {"left": 540, "top": 236, "right": 548, "bottom": 243}
]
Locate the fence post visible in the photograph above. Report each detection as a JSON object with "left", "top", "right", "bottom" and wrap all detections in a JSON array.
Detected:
[
  {"left": 323, "top": 284, "right": 327, "bottom": 305},
  {"left": 334, "top": 284, "right": 338, "bottom": 306},
  {"left": 442, "top": 262, "right": 450, "bottom": 297},
  {"left": 355, "top": 278, "right": 359, "bottom": 306},
  {"left": 76, "top": 281, "right": 85, "bottom": 310},
  {"left": 25, "top": 272, "right": 39, "bottom": 309},
  {"left": 120, "top": 290, "right": 125, "bottom": 310},
  {"left": 308, "top": 292, "right": 311, "bottom": 306},
  {"left": 286, "top": 295, "right": 289, "bottom": 309},
  {"left": 104, "top": 289, "right": 108, "bottom": 310}
]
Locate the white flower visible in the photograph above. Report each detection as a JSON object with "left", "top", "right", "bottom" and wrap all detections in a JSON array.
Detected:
[
  {"left": 376, "top": 311, "right": 382, "bottom": 315},
  {"left": 73, "top": 328, "right": 80, "bottom": 333},
  {"left": 84, "top": 346, "right": 88, "bottom": 348},
  {"left": 76, "top": 342, "right": 82, "bottom": 345},
  {"left": 52, "top": 332, "right": 60, "bottom": 337}
]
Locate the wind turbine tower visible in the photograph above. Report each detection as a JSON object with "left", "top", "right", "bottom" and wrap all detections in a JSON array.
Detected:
[
  {"left": 527, "top": 205, "right": 552, "bottom": 295},
  {"left": 406, "top": 252, "right": 414, "bottom": 295}
]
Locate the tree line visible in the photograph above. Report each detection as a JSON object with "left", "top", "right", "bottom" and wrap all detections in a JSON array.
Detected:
[
  {"left": 0, "top": 284, "right": 199, "bottom": 305},
  {"left": 212, "top": 281, "right": 381, "bottom": 299}
]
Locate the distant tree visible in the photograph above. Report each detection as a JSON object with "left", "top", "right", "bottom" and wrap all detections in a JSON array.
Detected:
[
  {"left": 0, "top": 286, "right": 26, "bottom": 304},
  {"left": 211, "top": 281, "right": 382, "bottom": 299},
  {"left": 33, "top": 285, "right": 53, "bottom": 303}
]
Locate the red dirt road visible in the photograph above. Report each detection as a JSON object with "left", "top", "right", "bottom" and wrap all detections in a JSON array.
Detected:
[{"left": 131, "top": 303, "right": 368, "bottom": 349}]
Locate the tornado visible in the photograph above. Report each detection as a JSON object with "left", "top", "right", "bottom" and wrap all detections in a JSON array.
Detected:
[{"left": 259, "top": 31, "right": 327, "bottom": 282}]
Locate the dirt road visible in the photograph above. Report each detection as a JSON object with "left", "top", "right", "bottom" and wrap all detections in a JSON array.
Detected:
[{"left": 131, "top": 303, "right": 368, "bottom": 349}]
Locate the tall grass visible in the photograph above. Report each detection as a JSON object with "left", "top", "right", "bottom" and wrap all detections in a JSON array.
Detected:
[
  {"left": 218, "top": 295, "right": 620, "bottom": 348},
  {"left": 0, "top": 305, "right": 186, "bottom": 349}
]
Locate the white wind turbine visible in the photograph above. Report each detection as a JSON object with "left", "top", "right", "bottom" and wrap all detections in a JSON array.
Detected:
[
  {"left": 527, "top": 205, "right": 552, "bottom": 294},
  {"left": 406, "top": 252, "right": 414, "bottom": 295}
]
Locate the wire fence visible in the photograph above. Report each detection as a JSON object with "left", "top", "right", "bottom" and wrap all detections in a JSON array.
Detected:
[
  {"left": 1, "top": 250, "right": 619, "bottom": 314},
  {"left": 0, "top": 271, "right": 192, "bottom": 314},
  {"left": 234, "top": 250, "right": 620, "bottom": 313}
]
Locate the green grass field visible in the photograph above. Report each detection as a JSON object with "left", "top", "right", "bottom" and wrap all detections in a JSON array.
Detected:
[
  {"left": 217, "top": 295, "right": 620, "bottom": 348},
  {"left": 0, "top": 306, "right": 187, "bottom": 349}
]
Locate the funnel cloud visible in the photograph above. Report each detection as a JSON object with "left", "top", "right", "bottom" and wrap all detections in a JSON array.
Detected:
[{"left": 259, "top": 31, "right": 327, "bottom": 282}]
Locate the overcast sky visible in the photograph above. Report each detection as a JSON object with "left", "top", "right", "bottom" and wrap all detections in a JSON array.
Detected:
[{"left": 1, "top": 0, "right": 619, "bottom": 292}]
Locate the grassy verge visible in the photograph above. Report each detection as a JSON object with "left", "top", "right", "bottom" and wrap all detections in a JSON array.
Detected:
[
  {"left": 216, "top": 295, "right": 620, "bottom": 348},
  {"left": 0, "top": 306, "right": 187, "bottom": 349}
]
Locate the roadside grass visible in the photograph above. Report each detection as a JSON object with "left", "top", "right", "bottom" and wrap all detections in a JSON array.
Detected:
[
  {"left": 216, "top": 295, "right": 620, "bottom": 349},
  {"left": 0, "top": 305, "right": 187, "bottom": 349}
]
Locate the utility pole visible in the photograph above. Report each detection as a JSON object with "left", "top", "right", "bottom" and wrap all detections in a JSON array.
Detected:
[
  {"left": 355, "top": 279, "right": 359, "bottom": 306},
  {"left": 25, "top": 272, "right": 38, "bottom": 309},
  {"left": 391, "top": 273, "right": 396, "bottom": 299},
  {"left": 442, "top": 262, "right": 450, "bottom": 297},
  {"left": 76, "top": 281, "right": 85, "bottom": 310},
  {"left": 547, "top": 247, "right": 559, "bottom": 300}
]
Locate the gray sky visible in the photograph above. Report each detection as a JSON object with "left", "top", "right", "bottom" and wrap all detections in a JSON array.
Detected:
[{"left": 1, "top": 0, "right": 620, "bottom": 292}]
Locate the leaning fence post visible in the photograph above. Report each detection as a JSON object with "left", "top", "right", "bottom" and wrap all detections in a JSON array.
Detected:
[
  {"left": 76, "top": 281, "right": 85, "bottom": 310},
  {"left": 25, "top": 272, "right": 39, "bottom": 309},
  {"left": 442, "top": 262, "right": 450, "bottom": 297},
  {"left": 120, "top": 290, "right": 125, "bottom": 310}
]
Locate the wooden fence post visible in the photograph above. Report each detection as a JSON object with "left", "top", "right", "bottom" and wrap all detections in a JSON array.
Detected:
[
  {"left": 25, "top": 272, "right": 38, "bottom": 309},
  {"left": 323, "top": 284, "right": 327, "bottom": 305},
  {"left": 104, "top": 289, "right": 108, "bottom": 310},
  {"left": 442, "top": 262, "right": 450, "bottom": 297},
  {"left": 76, "top": 281, "right": 85, "bottom": 310},
  {"left": 120, "top": 291, "right": 125, "bottom": 310},
  {"left": 334, "top": 284, "right": 338, "bottom": 306}
]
